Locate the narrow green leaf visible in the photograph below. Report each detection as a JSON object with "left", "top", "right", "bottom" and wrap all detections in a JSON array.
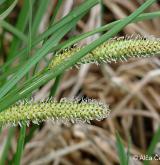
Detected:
[
  {"left": 50, "top": 74, "right": 63, "bottom": 96},
  {"left": 0, "top": 0, "right": 18, "bottom": 20},
  {"left": 7, "top": 0, "right": 34, "bottom": 60},
  {"left": 144, "top": 127, "right": 160, "bottom": 165},
  {"left": 50, "top": 0, "right": 63, "bottom": 24},
  {"left": 31, "top": 0, "right": 50, "bottom": 36},
  {"left": 0, "top": 20, "right": 27, "bottom": 42},
  {"left": 116, "top": 132, "right": 128, "bottom": 165}
]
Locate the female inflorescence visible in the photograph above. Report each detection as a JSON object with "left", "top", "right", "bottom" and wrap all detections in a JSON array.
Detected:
[
  {"left": 48, "top": 35, "right": 160, "bottom": 69},
  {"left": 0, "top": 98, "right": 110, "bottom": 127}
]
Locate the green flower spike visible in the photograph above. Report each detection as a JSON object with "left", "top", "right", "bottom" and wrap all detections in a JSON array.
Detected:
[
  {"left": 0, "top": 98, "right": 110, "bottom": 127},
  {"left": 48, "top": 35, "right": 160, "bottom": 69}
]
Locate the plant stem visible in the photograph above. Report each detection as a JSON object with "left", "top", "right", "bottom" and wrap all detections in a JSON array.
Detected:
[{"left": 13, "top": 125, "right": 26, "bottom": 165}]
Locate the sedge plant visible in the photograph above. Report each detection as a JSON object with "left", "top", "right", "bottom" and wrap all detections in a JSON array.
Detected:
[{"left": 0, "top": 0, "right": 160, "bottom": 165}]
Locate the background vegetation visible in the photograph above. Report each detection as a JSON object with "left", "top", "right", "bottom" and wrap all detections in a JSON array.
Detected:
[{"left": 0, "top": 0, "right": 160, "bottom": 164}]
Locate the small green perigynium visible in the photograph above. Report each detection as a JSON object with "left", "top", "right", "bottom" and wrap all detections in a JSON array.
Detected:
[
  {"left": 0, "top": 98, "right": 110, "bottom": 127},
  {"left": 48, "top": 36, "right": 160, "bottom": 69}
]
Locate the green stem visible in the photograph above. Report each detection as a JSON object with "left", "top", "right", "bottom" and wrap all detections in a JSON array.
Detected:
[
  {"left": 25, "top": 125, "right": 39, "bottom": 144},
  {"left": 13, "top": 125, "right": 26, "bottom": 165},
  {"left": 50, "top": 74, "right": 63, "bottom": 96}
]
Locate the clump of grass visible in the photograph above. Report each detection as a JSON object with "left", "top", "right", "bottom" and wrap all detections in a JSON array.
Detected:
[
  {"left": 0, "top": 0, "right": 159, "bottom": 164},
  {"left": 48, "top": 35, "right": 160, "bottom": 69},
  {"left": 0, "top": 98, "right": 110, "bottom": 127}
]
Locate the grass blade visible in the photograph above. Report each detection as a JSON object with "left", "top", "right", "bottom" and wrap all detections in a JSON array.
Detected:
[
  {"left": 0, "top": 20, "right": 27, "bottom": 42},
  {"left": 0, "top": 0, "right": 18, "bottom": 20},
  {"left": 116, "top": 132, "right": 129, "bottom": 165},
  {"left": 7, "top": 0, "right": 34, "bottom": 60},
  {"left": 31, "top": 0, "right": 50, "bottom": 36},
  {"left": 50, "top": 0, "right": 63, "bottom": 24},
  {"left": 144, "top": 127, "right": 160, "bottom": 165},
  {"left": 50, "top": 74, "right": 63, "bottom": 96}
]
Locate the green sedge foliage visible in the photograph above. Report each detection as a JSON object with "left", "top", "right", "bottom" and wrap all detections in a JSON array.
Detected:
[
  {"left": 48, "top": 35, "right": 160, "bottom": 69},
  {"left": 0, "top": 98, "right": 110, "bottom": 127}
]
